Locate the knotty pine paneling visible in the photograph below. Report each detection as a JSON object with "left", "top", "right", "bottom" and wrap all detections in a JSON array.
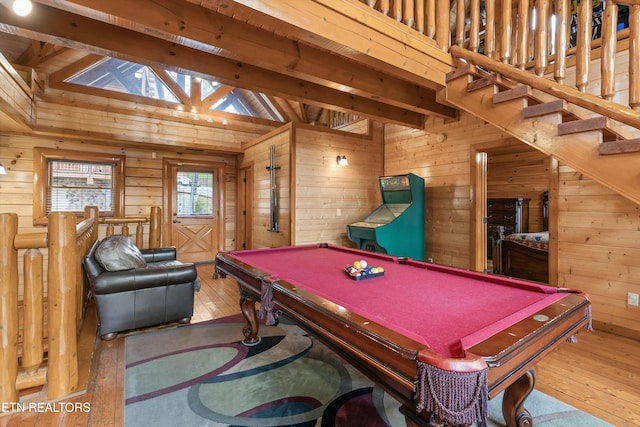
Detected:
[
  {"left": 35, "top": 101, "right": 265, "bottom": 152},
  {"left": 558, "top": 165, "right": 640, "bottom": 338},
  {"left": 240, "top": 122, "right": 383, "bottom": 249},
  {"left": 0, "top": 134, "right": 238, "bottom": 297},
  {"left": 294, "top": 123, "right": 382, "bottom": 247},
  {"left": 384, "top": 114, "right": 509, "bottom": 269},
  {"left": 241, "top": 127, "right": 292, "bottom": 249},
  {"left": 0, "top": 54, "right": 32, "bottom": 128}
]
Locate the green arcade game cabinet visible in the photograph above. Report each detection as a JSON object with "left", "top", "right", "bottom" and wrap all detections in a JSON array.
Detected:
[{"left": 347, "top": 173, "right": 425, "bottom": 260}]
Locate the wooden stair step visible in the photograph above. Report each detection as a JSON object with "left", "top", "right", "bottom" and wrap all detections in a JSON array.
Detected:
[
  {"left": 445, "top": 63, "right": 478, "bottom": 82},
  {"left": 467, "top": 75, "right": 498, "bottom": 92},
  {"left": 523, "top": 99, "right": 566, "bottom": 118},
  {"left": 558, "top": 116, "right": 608, "bottom": 136},
  {"left": 599, "top": 138, "right": 640, "bottom": 155},
  {"left": 493, "top": 85, "right": 531, "bottom": 104}
]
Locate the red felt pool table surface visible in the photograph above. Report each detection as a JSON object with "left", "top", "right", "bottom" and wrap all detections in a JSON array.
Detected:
[{"left": 223, "top": 244, "right": 567, "bottom": 358}]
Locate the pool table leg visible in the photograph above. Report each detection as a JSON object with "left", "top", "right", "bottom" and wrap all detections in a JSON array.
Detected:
[
  {"left": 502, "top": 368, "right": 535, "bottom": 427},
  {"left": 239, "top": 293, "right": 261, "bottom": 345}
]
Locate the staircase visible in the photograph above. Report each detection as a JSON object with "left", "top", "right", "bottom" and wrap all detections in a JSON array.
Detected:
[{"left": 443, "top": 60, "right": 640, "bottom": 206}]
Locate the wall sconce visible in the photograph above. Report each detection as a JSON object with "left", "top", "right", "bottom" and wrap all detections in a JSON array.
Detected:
[
  {"left": 336, "top": 155, "right": 349, "bottom": 166},
  {"left": 12, "top": 0, "right": 32, "bottom": 16},
  {"left": 0, "top": 162, "right": 7, "bottom": 175}
]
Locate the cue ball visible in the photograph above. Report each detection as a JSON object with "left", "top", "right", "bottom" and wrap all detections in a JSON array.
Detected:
[{"left": 360, "top": 260, "right": 367, "bottom": 268}]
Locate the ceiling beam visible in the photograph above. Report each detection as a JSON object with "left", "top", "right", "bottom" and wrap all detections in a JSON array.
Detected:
[
  {"left": 31, "top": 0, "right": 456, "bottom": 119},
  {"left": 1, "top": 2, "right": 425, "bottom": 127},
  {"left": 208, "top": 0, "right": 454, "bottom": 85}
]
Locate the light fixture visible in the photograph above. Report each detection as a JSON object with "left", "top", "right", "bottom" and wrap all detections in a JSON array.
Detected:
[
  {"left": 0, "top": 162, "right": 7, "bottom": 175},
  {"left": 336, "top": 155, "right": 348, "bottom": 166},
  {"left": 12, "top": 0, "right": 32, "bottom": 16}
]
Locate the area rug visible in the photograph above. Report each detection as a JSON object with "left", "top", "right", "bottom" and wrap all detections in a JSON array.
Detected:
[{"left": 124, "top": 316, "right": 611, "bottom": 427}]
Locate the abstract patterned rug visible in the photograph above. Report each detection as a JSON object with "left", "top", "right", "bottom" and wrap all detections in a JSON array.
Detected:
[{"left": 123, "top": 316, "right": 612, "bottom": 427}]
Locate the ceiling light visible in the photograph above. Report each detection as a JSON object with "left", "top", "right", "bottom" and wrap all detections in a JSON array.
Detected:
[
  {"left": 12, "top": 0, "right": 32, "bottom": 16},
  {"left": 0, "top": 162, "right": 7, "bottom": 175}
]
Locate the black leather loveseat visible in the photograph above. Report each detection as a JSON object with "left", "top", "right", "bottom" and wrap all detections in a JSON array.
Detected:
[{"left": 82, "top": 235, "right": 200, "bottom": 340}]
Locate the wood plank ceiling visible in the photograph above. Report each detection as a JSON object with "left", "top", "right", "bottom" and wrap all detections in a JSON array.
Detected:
[{"left": 0, "top": 0, "right": 458, "bottom": 129}]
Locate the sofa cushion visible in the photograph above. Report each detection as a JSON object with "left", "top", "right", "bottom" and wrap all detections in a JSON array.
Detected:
[{"left": 95, "top": 235, "right": 147, "bottom": 271}]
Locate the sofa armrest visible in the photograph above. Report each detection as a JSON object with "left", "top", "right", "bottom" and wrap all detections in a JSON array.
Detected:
[
  {"left": 91, "top": 262, "right": 197, "bottom": 295},
  {"left": 141, "top": 247, "right": 177, "bottom": 263}
]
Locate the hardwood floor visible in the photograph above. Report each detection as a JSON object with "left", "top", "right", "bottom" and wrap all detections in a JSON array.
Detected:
[{"left": 1, "top": 264, "right": 638, "bottom": 426}]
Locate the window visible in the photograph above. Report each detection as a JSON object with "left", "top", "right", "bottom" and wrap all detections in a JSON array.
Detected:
[
  {"left": 33, "top": 148, "right": 125, "bottom": 225},
  {"left": 176, "top": 171, "right": 214, "bottom": 216}
]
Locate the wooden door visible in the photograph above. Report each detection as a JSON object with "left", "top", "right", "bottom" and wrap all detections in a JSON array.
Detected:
[{"left": 164, "top": 160, "right": 224, "bottom": 263}]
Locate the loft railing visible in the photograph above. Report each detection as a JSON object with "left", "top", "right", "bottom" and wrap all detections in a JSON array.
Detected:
[
  {"left": 0, "top": 206, "right": 163, "bottom": 403},
  {"left": 359, "top": 0, "right": 640, "bottom": 115},
  {"left": 0, "top": 207, "right": 98, "bottom": 402},
  {"left": 102, "top": 206, "right": 162, "bottom": 249}
]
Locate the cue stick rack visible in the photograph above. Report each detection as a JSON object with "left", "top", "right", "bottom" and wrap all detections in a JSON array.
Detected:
[{"left": 266, "top": 144, "right": 280, "bottom": 232}]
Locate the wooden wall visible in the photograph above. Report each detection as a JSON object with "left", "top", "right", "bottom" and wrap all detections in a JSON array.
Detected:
[
  {"left": 558, "top": 166, "right": 640, "bottom": 338},
  {"left": 294, "top": 121, "right": 383, "bottom": 247},
  {"left": 0, "top": 134, "right": 239, "bottom": 286},
  {"left": 240, "top": 120, "right": 383, "bottom": 249},
  {"left": 240, "top": 125, "right": 293, "bottom": 248},
  {"left": 385, "top": 114, "right": 511, "bottom": 268}
]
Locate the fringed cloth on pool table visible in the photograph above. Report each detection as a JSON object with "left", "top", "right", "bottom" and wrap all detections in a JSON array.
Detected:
[
  {"left": 416, "top": 362, "right": 489, "bottom": 427},
  {"left": 258, "top": 277, "right": 280, "bottom": 325}
]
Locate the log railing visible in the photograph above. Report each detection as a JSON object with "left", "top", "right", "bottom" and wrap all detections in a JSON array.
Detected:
[
  {"left": 0, "top": 206, "right": 98, "bottom": 402},
  {"left": 0, "top": 206, "right": 161, "bottom": 403},
  {"left": 360, "top": 0, "right": 640, "bottom": 114},
  {"left": 102, "top": 206, "right": 162, "bottom": 249}
]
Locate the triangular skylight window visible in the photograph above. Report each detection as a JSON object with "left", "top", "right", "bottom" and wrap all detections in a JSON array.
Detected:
[
  {"left": 66, "top": 58, "right": 179, "bottom": 102},
  {"left": 64, "top": 56, "right": 283, "bottom": 122}
]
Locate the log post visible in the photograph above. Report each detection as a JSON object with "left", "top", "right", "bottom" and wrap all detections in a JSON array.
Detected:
[
  {"left": 136, "top": 223, "right": 144, "bottom": 248},
  {"left": 455, "top": 0, "right": 466, "bottom": 46},
  {"left": 22, "top": 249, "right": 44, "bottom": 374},
  {"left": 380, "top": 0, "right": 390, "bottom": 15},
  {"left": 393, "top": 0, "right": 402, "bottom": 20},
  {"left": 426, "top": 0, "right": 436, "bottom": 38},
  {"left": 485, "top": 0, "right": 496, "bottom": 58},
  {"left": 469, "top": 0, "right": 480, "bottom": 52},
  {"left": 501, "top": 0, "right": 513, "bottom": 63},
  {"left": 576, "top": 0, "right": 592, "bottom": 92},
  {"left": 403, "top": 0, "right": 415, "bottom": 27},
  {"left": 0, "top": 213, "right": 19, "bottom": 403},
  {"left": 416, "top": 0, "right": 425, "bottom": 33},
  {"left": 84, "top": 206, "right": 99, "bottom": 241},
  {"left": 435, "top": 0, "right": 451, "bottom": 50},
  {"left": 630, "top": 5, "right": 640, "bottom": 110},
  {"left": 534, "top": 0, "right": 550, "bottom": 76},
  {"left": 47, "top": 212, "right": 78, "bottom": 399},
  {"left": 554, "top": 0, "right": 569, "bottom": 83},
  {"left": 601, "top": 2, "right": 617, "bottom": 100},
  {"left": 516, "top": 0, "right": 530, "bottom": 69},
  {"left": 150, "top": 206, "right": 162, "bottom": 248}
]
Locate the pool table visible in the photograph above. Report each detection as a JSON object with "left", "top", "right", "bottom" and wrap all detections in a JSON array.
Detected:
[{"left": 215, "top": 243, "right": 591, "bottom": 427}]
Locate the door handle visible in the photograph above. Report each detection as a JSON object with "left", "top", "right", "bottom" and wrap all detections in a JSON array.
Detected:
[{"left": 173, "top": 220, "right": 182, "bottom": 223}]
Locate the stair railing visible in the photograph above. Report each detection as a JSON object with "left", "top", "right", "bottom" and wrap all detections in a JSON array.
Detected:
[{"left": 359, "top": 0, "right": 640, "bottom": 114}]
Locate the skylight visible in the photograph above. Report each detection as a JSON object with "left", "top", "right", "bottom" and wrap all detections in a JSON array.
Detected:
[
  {"left": 64, "top": 57, "right": 284, "bottom": 122},
  {"left": 66, "top": 58, "right": 179, "bottom": 102}
]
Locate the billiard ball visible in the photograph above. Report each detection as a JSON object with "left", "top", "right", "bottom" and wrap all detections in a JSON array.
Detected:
[{"left": 360, "top": 260, "right": 367, "bottom": 268}]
